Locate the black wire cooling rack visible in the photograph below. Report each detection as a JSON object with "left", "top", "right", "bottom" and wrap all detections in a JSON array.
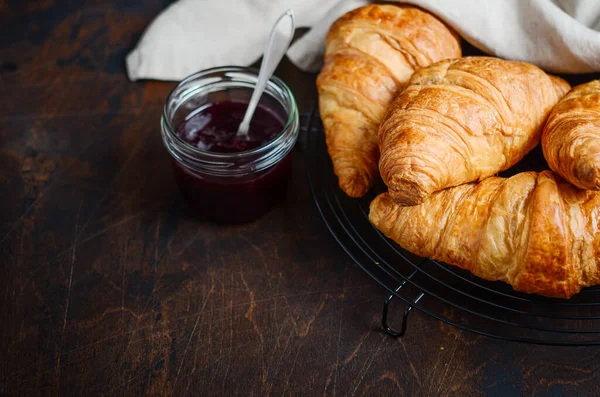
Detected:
[{"left": 302, "top": 106, "right": 600, "bottom": 346}]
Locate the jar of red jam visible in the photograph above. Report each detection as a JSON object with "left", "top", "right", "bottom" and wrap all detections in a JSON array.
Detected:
[{"left": 161, "top": 66, "right": 299, "bottom": 223}]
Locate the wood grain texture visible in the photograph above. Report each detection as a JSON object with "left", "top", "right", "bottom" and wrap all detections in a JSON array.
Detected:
[{"left": 1, "top": 1, "right": 600, "bottom": 396}]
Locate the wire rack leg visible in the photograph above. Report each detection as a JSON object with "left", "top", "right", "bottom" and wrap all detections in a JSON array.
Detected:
[{"left": 382, "top": 271, "right": 425, "bottom": 338}]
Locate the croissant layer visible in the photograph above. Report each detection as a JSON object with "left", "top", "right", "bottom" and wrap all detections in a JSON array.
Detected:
[
  {"left": 369, "top": 171, "right": 600, "bottom": 299},
  {"left": 543, "top": 79, "right": 600, "bottom": 190},
  {"left": 378, "top": 56, "right": 570, "bottom": 206},
  {"left": 317, "top": 4, "right": 461, "bottom": 197}
]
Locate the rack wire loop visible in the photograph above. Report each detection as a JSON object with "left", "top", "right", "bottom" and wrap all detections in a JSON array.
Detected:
[
  {"left": 383, "top": 287, "right": 425, "bottom": 338},
  {"left": 381, "top": 269, "right": 425, "bottom": 337}
]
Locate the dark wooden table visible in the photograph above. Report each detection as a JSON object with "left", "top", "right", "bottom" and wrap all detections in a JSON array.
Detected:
[{"left": 1, "top": 1, "right": 599, "bottom": 396}]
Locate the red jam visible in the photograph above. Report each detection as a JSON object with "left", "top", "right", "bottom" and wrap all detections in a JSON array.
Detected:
[
  {"left": 177, "top": 100, "right": 283, "bottom": 152},
  {"left": 172, "top": 100, "right": 293, "bottom": 223}
]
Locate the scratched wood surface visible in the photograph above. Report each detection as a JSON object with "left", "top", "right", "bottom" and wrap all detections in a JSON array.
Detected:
[{"left": 1, "top": 1, "right": 600, "bottom": 396}]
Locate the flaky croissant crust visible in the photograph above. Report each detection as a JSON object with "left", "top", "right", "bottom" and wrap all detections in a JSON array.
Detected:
[
  {"left": 378, "top": 56, "right": 570, "bottom": 206},
  {"left": 543, "top": 79, "right": 600, "bottom": 190},
  {"left": 317, "top": 4, "right": 460, "bottom": 198},
  {"left": 369, "top": 171, "right": 600, "bottom": 299}
]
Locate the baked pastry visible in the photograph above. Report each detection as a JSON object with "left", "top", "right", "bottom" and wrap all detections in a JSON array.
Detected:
[
  {"left": 378, "top": 56, "right": 570, "bottom": 206},
  {"left": 316, "top": 4, "right": 461, "bottom": 197},
  {"left": 369, "top": 171, "right": 600, "bottom": 299},
  {"left": 542, "top": 80, "right": 600, "bottom": 190}
]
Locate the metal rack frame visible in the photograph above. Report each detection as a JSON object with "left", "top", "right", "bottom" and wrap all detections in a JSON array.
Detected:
[{"left": 303, "top": 107, "right": 600, "bottom": 346}]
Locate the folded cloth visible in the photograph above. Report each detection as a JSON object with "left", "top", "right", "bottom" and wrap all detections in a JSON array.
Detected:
[{"left": 126, "top": 0, "right": 600, "bottom": 81}]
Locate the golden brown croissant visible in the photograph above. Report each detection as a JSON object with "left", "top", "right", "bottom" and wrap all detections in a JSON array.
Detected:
[
  {"left": 543, "top": 80, "right": 600, "bottom": 190},
  {"left": 316, "top": 4, "right": 461, "bottom": 198},
  {"left": 378, "top": 56, "right": 570, "bottom": 206},
  {"left": 369, "top": 171, "right": 600, "bottom": 298}
]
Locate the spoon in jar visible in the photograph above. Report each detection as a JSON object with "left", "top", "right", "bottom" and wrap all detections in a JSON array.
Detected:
[{"left": 236, "top": 9, "right": 295, "bottom": 137}]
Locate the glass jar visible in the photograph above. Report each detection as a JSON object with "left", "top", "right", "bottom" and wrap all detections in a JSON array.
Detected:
[{"left": 161, "top": 66, "right": 299, "bottom": 223}]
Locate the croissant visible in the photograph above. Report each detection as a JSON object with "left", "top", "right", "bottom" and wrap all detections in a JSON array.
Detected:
[
  {"left": 369, "top": 171, "right": 600, "bottom": 298},
  {"left": 543, "top": 80, "right": 600, "bottom": 190},
  {"left": 316, "top": 4, "right": 461, "bottom": 198},
  {"left": 378, "top": 56, "right": 570, "bottom": 206}
]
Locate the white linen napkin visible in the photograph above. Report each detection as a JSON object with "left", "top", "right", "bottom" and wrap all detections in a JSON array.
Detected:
[{"left": 126, "top": 0, "right": 600, "bottom": 81}]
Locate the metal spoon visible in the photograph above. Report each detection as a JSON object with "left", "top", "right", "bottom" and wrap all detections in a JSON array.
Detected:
[{"left": 236, "top": 9, "right": 295, "bottom": 137}]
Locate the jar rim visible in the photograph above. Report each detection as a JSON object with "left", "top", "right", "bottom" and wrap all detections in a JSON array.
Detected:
[{"left": 162, "top": 65, "right": 298, "bottom": 160}]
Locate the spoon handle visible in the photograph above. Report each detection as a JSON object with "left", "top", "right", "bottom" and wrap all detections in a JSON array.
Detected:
[{"left": 237, "top": 10, "right": 295, "bottom": 137}]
